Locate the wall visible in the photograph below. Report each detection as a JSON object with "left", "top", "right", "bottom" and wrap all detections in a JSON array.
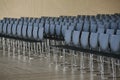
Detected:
[{"left": 0, "top": 0, "right": 120, "bottom": 18}]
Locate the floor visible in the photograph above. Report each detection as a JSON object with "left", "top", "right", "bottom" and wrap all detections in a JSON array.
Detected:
[{"left": 0, "top": 38, "right": 120, "bottom": 80}]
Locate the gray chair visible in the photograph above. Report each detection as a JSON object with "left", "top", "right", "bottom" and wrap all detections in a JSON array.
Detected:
[
  {"left": 17, "top": 24, "right": 22, "bottom": 38},
  {"left": 62, "top": 25, "right": 68, "bottom": 37},
  {"left": 106, "top": 29, "right": 115, "bottom": 35},
  {"left": 90, "top": 24, "right": 97, "bottom": 32},
  {"left": 33, "top": 26, "right": 38, "bottom": 40},
  {"left": 45, "top": 23, "right": 50, "bottom": 35},
  {"left": 27, "top": 25, "right": 33, "bottom": 38},
  {"left": 65, "top": 30, "right": 72, "bottom": 45},
  {"left": 99, "top": 33, "right": 109, "bottom": 52},
  {"left": 97, "top": 28, "right": 105, "bottom": 33},
  {"left": 110, "top": 35, "right": 120, "bottom": 54},
  {"left": 38, "top": 27, "right": 44, "bottom": 41},
  {"left": 50, "top": 24, "right": 55, "bottom": 35},
  {"left": 72, "top": 31, "right": 80, "bottom": 47},
  {"left": 116, "top": 30, "right": 120, "bottom": 35},
  {"left": 90, "top": 33, "right": 99, "bottom": 50},
  {"left": 83, "top": 22, "right": 89, "bottom": 32},
  {"left": 56, "top": 24, "right": 61, "bottom": 36},
  {"left": 76, "top": 23, "right": 83, "bottom": 31},
  {"left": 12, "top": 24, "right": 17, "bottom": 36},
  {"left": 7, "top": 24, "right": 12, "bottom": 36},
  {"left": 3, "top": 23, "right": 8, "bottom": 35},
  {"left": 22, "top": 24, "right": 27, "bottom": 38},
  {"left": 0, "top": 23, "right": 3, "bottom": 34},
  {"left": 80, "top": 32, "right": 89, "bottom": 49}
]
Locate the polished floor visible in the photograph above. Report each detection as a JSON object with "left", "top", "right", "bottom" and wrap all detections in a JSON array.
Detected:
[{"left": 0, "top": 38, "right": 120, "bottom": 80}]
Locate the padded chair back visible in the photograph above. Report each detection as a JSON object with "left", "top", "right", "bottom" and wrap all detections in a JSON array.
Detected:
[
  {"left": 38, "top": 27, "right": 44, "bottom": 41},
  {"left": 80, "top": 32, "right": 89, "bottom": 49},
  {"left": 50, "top": 24, "right": 55, "bottom": 35},
  {"left": 3, "top": 23, "right": 8, "bottom": 35},
  {"left": 12, "top": 24, "right": 17, "bottom": 36},
  {"left": 97, "top": 28, "right": 105, "bottom": 33},
  {"left": 56, "top": 24, "right": 61, "bottom": 36},
  {"left": 27, "top": 25, "right": 33, "bottom": 38},
  {"left": 22, "top": 24, "right": 27, "bottom": 38},
  {"left": 106, "top": 29, "right": 115, "bottom": 35},
  {"left": 72, "top": 31, "right": 80, "bottom": 46},
  {"left": 65, "top": 30, "right": 72, "bottom": 45},
  {"left": 7, "top": 24, "right": 12, "bottom": 36},
  {"left": 116, "top": 30, "right": 120, "bottom": 35},
  {"left": 62, "top": 25, "right": 68, "bottom": 37},
  {"left": 110, "top": 35, "right": 120, "bottom": 54},
  {"left": 33, "top": 26, "right": 38, "bottom": 40},
  {"left": 0, "top": 23, "right": 3, "bottom": 34},
  {"left": 17, "top": 24, "right": 22, "bottom": 37}
]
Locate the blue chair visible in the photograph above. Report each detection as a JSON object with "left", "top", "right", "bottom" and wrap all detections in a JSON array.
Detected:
[
  {"left": 17, "top": 24, "right": 22, "bottom": 38},
  {"left": 110, "top": 35, "right": 120, "bottom": 54},
  {"left": 64, "top": 30, "right": 72, "bottom": 45},
  {"left": 90, "top": 33, "right": 99, "bottom": 50},
  {"left": 106, "top": 29, "right": 115, "bottom": 35},
  {"left": 33, "top": 26, "right": 38, "bottom": 40},
  {"left": 62, "top": 25, "right": 68, "bottom": 37},
  {"left": 27, "top": 25, "right": 33, "bottom": 38},
  {"left": 110, "top": 22, "right": 117, "bottom": 30},
  {"left": 7, "top": 24, "right": 12, "bottom": 36},
  {"left": 12, "top": 24, "right": 17, "bottom": 37},
  {"left": 80, "top": 32, "right": 89, "bottom": 49},
  {"left": 72, "top": 31, "right": 80, "bottom": 47},
  {"left": 50, "top": 24, "right": 55, "bottom": 36},
  {"left": 83, "top": 22, "right": 89, "bottom": 32},
  {"left": 90, "top": 24, "right": 97, "bottom": 32},
  {"left": 22, "top": 24, "right": 27, "bottom": 38},
  {"left": 76, "top": 23, "right": 83, "bottom": 31},
  {"left": 68, "top": 25, "right": 75, "bottom": 30},
  {"left": 116, "top": 30, "right": 120, "bottom": 35},
  {"left": 3, "top": 23, "right": 8, "bottom": 35},
  {"left": 97, "top": 28, "right": 105, "bottom": 33},
  {"left": 99, "top": 33, "right": 109, "bottom": 52},
  {"left": 45, "top": 23, "right": 50, "bottom": 35},
  {"left": 0, "top": 23, "right": 3, "bottom": 35},
  {"left": 56, "top": 24, "right": 61, "bottom": 36},
  {"left": 38, "top": 27, "right": 44, "bottom": 41}
]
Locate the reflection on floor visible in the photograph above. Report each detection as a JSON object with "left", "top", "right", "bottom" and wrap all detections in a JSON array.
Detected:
[{"left": 0, "top": 38, "right": 120, "bottom": 80}]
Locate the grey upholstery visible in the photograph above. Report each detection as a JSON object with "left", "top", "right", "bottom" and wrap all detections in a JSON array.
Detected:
[
  {"left": 12, "top": 24, "right": 17, "bottom": 36},
  {"left": 110, "top": 35, "right": 120, "bottom": 54},
  {"left": 22, "top": 24, "right": 27, "bottom": 38},
  {"left": 106, "top": 29, "right": 115, "bottom": 35},
  {"left": 38, "top": 27, "right": 44, "bottom": 41},
  {"left": 65, "top": 30, "right": 72, "bottom": 45},
  {"left": 17, "top": 24, "right": 22, "bottom": 37},
  {"left": 33, "top": 26, "right": 38, "bottom": 39},
  {"left": 97, "top": 28, "right": 105, "bottom": 33},
  {"left": 80, "top": 32, "right": 89, "bottom": 49},
  {"left": 72, "top": 31, "right": 80, "bottom": 46},
  {"left": 62, "top": 25, "right": 68, "bottom": 37},
  {"left": 50, "top": 24, "right": 55, "bottom": 35},
  {"left": 90, "top": 33, "right": 99, "bottom": 50},
  {"left": 27, "top": 25, "right": 33, "bottom": 38},
  {"left": 3, "top": 23, "right": 8, "bottom": 35},
  {"left": 99, "top": 33, "right": 109, "bottom": 51},
  {"left": 56, "top": 24, "right": 61, "bottom": 36},
  {"left": 116, "top": 30, "right": 120, "bottom": 35}
]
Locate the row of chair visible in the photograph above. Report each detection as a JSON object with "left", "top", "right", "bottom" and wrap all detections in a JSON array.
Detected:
[{"left": 65, "top": 30, "right": 120, "bottom": 54}]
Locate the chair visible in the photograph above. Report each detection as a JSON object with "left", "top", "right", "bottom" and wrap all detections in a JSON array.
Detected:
[
  {"left": 33, "top": 26, "right": 39, "bottom": 40},
  {"left": 12, "top": 24, "right": 17, "bottom": 37},
  {"left": 110, "top": 22, "right": 117, "bottom": 30},
  {"left": 97, "top": 28, "right": 105, "bottom": 33},
  {"left": 80, "top": 32, "right": 89, "bottom": 49},
  {"left": 72, "top": 31, "right": 80, "bottom": 47},
  {"left": 83, "top": 22, "right": 89, "bottom": 32},
  {"left": 3, "top": 23, "right": 8, "bottom": 35},
  {"left": 45, "top": 23, "right": 50, "bottom": 35},
  {"left": 50, "top": 24, "right": 55, "bottom": 36},
  {"left": 7, "top": 24, "right": 12, "bottom": 36},
  {"left": 90, "top": 24, "right": 97, "bottom": 32},
  {"left": 116, "top": 30, "right": 120, "bottom": 35},
  {"left": 17, "top": 24, "right": 22, "bottom": 38},
  {"left": 110, "top": 35, "right": 120, "bottom": 54},
  {"left": 68, "top": 25, "right": 75, "bottom": 30},
  {"left": 0, "top": 23, "right": 3, "bottom": 34},
  {"left": 99, "top": 33, "right": 109, "bottom": 52},
  {"left": 38, "top": 27, "right": 44, "bottom": 41},
  {"left": 56, "top": 24, "right": 61, "bottom": 36},
  {"left": 27, "top": 25, "right": 33, "bottom": 38},
  {"left": 106, "top": 29, "right": 115, "bottom": 35},
  {"left": 90, "top": 33, "right": 99, "bottom": 50},
  {"left": 64, "top": 30, "right": 72, "bottom": 45},
  {"left": 22, "top": 24, "right": 27, "bottom": 38},
  {"left": 62, "top": 25, "right": 68, "bottom": 37},
  {"left": 76, "top": 23, "right": 83, "bottom": 31}
]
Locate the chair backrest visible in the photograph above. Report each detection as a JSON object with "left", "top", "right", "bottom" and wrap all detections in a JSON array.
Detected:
[
  {"left": 22, "top": 24, "right": 27, "bottom": 38},
  {"left": 68, "top": 25, "right": 75, "bottom": 30},
  {"left": 90, "top": 24, "right": 97, "bottom": 32},
  {"left": 7, "top": 24, "right": 12, "bottom": 36},
  {"left": 80, "top": 32, "right": 89, "bottom": 49},
  {"left": 111, "top": 22, "right": 117, "bottom": 30},
  {"left": 12, "top": 24, "right": 17, "bottom": 36},
  {"left": 0, "top": 23, "right": 3, "bottom": 34},
  {"left": 90, "top": 33, "right": 99, "bottom": 50},
  {"left": 17, "top": 24, "right": 22, "bottom": 37},
  {"left": 99, "top": 33, "right": 109, "bottom": 51},
  {"left": 64, "top": 30, "right": 72, "bottom": 45},
  {"left": 110, "top": 35, "right": 120, "bottom": 54},
  {"left": 83, "top": 22, "right": 89, "bottom": 32},
  {"left": 45, "top": 23, "right": 50, "bottom": 35},
  {"left": 27, "top": 25, "right": 33, "bottom": 38},
  {"left": 106, "top": 29, "right": 115, "bottom": 35},
  {"left": 50, "top": 24, "right": 55, "bottom": 35},
  {"left": 33, "top": 26, "right": 38, "bottom": 40},
  {"left": 97, "top": 28, "right": 105, "bottom": 33},
  {"left": 76, "top": 23, "right": 83, "bottom": 31},
  {"left": 3, "top": 23, "right": 8, "bottom": 35},
  {"left": 116, "top": 30, "right": 120, "bottom": 35},
  {"left": 62, "top": 25, "right": 68, "bottom": 37},
  {"left": 72, "top": 31, "right": 80, "bottom": 46},
  {"left": 38, "top": 27, "right": 44, "bottom": 41},
  {"left": 56, "top": 24, "right": 61, "bottom": 36}
]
